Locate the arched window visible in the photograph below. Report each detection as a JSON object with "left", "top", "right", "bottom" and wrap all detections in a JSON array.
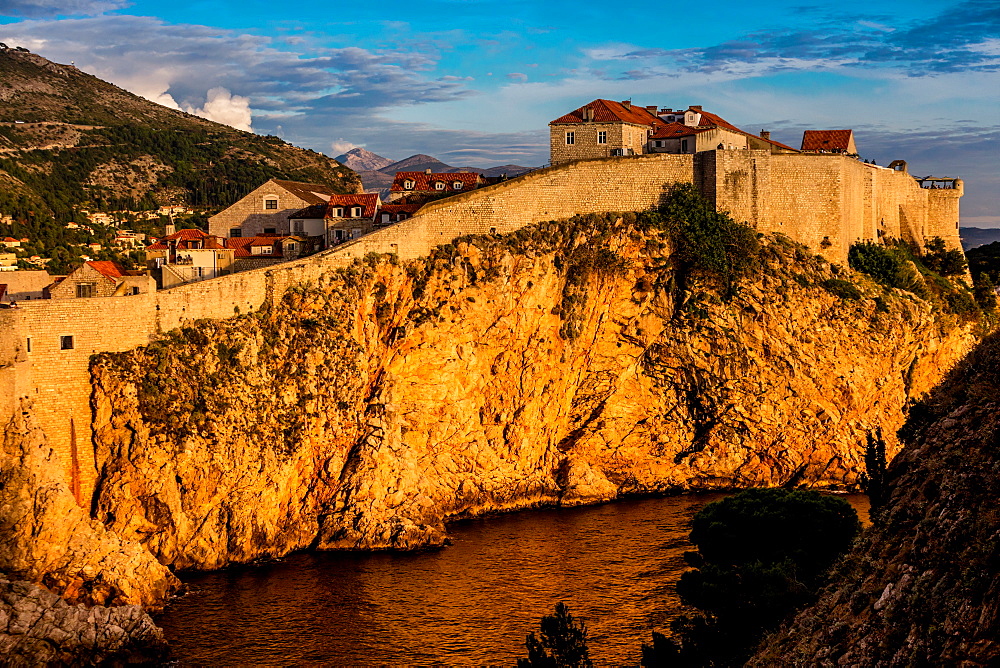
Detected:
[
  {"left": 403, "top": 180, "right": 415, "bottom": 190},
  {"left": 434, "top": 181, "right": 445, "bottom": 190},
  {"left": 453, "top": 181, "right": 464, "bottom": 190}
]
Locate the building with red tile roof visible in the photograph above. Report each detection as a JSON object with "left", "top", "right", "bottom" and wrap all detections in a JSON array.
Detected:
[
  {"left": 45, "top": 261, "right": 153, "bottom": 299},
  {"left": 378, "top": 202, "right": 423, "bottom": 226},
  {"left": 801, "top": 130, "right": 857, "bottom": 154},
  {"left": 388, "top": 172, "right": 486, "bottom": 202},
  {"left": 208, "top": 178, "right": 356, "bottom": 239},
  {"left": 551, "top": 100, "right": 801, "bottom": 162},
  {"left": 145, "top": 229, "right": 235, "bottom": 289}
]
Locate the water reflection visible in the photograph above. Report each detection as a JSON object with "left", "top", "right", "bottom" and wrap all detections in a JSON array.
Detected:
[{"left": 158, "top": 493, "right": 868, "bottom": 665}]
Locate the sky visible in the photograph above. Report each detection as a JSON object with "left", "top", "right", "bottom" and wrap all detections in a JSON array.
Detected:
[{"left": 1, "top": 0, "right": 997, "bottom": 224}]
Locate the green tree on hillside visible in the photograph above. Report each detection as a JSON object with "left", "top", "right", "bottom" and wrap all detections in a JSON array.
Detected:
[{"left": 642, "top": 489, "right": 861, "bottom": 667}]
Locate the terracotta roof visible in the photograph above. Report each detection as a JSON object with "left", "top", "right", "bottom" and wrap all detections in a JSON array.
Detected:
[
  {"left": 326, "top": 193, "right": 381, "bottom": 218},
  {"left": 161, "top": 228, "right": 208, "bottom": 241},
  {"left": 689, "top": 108, "right": 743, "bottom": 133},
  {"left": 651, "top": 122, "right": 706, "bottom": 139},
  {"left": 225, "top": 235, "right": 292, "bottom": 258},
  {"left": 389, "top": 172, "right": 483, "bottom": 193},
  {"left": 288, "top": 203, "right": 327, "bottom": 219},
  {"left": 86, "top": 261, "right": 126, "bottom": 281},
  {"left": 271, "top": 179, "right": 341, "bottom": 205},
  {"left": 2, "top": 237, "right": 17, "bottom": 242},
  {"left": 801, "top": 130, "right": 854, "bottom": 152},
  {"left": 146, "top": 231, "right": 227, "bottom": 251},
  {"left": 380, "top": 203, "right": 423, "bottom": 215},
  {"left": 550, "top": 99, "right": 661, "bottom": 127}
]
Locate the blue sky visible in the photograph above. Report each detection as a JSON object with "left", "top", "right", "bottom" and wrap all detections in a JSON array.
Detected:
[{"left": 1, "top": 0, "right": 998, "bottom": 224}]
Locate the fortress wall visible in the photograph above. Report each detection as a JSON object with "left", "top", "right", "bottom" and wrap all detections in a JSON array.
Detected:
[
  {"left": 926, "top": 184, "right": 963, "bottom": 250},
  {"left": 2, "top": 149, "right": 964, "bottom": 502},
  {"left": 13, "top": 294, "right": 158, "bottom": 500},
  {"left": 331, "top": 154, "right": 696, "bottom": 259}
]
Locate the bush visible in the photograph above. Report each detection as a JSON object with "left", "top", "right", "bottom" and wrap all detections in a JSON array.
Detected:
[
  {"left": 821, "top": 278, "right": 862, "bottom": 300},
  {"left": 657, "top": 184, "right": 760, "bottom": 297},
  {"left": 642, "top": 489, "right": 861, "bottom": 667}
]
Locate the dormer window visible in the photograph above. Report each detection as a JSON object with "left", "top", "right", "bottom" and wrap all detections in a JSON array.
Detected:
[
  {"left": 453, "top": 181, "right": 464, "bottom": 190},
  {"left": 332, "top": 207, "right": 344, "bottom": 217},
  {"left": 403, "top": 180, "right": 415, "bottom": 190},
  {"left": 264, "top": 197, "right": 278, "bottom": 210},
  {"left": 351, "top": 206, "right": 362, "bottom": 217},
  {"left": 434, "top": 181, "right": 445, "bottom": 190}
]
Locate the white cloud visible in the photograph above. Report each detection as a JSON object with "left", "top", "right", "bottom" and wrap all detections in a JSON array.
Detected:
[
  {"left": 330, "top": 138, "right": 357, "bottom": 153},
  {"left": 184, "top": 87, "right": 252, "bottom": 131}
]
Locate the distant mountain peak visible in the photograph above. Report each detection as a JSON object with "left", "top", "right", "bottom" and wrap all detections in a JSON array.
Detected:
[{"left": 334, "top": 147, "right": 394, "bottom": 172}]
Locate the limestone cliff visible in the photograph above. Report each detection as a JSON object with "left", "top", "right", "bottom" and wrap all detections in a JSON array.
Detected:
[
  {"left": 0, "top": 403, "right": 180, "bottom": 609},
  {"left": 749, "top": 332, "right": 1000, "bottom": 666},
  {"left": 86, "top": 214, "right": 976, "bottom": 574}
]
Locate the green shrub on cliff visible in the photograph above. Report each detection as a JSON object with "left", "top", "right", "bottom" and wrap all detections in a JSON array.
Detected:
[
  {"left": 653, "top": 184, "right": 760, "bottom": 297},
  {"left": 642, "top": 489, "right": 861, "bottom": 667}
]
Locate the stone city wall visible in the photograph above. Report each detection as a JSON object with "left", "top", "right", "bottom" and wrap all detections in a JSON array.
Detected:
[{"left": 1, "top": 150, "right": 963, "bottom": 500}]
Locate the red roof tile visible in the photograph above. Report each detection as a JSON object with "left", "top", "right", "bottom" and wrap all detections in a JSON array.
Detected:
[
  {"left": 86, "top": 261, "right": 126, "bottom": 280},
  {"left": 380, "top": 203, "right": 423, "bottom": 214},
  {"left": 801, "top": 130, "right": 854, "bottom": 151},
  {"left": 389, "top": 172, "right": 484, "bottom": 194},
  {"left": 551, "top": 99, "right": 661, "bottom": 127},
  {"left": 162, "top": 228, "right": 208, "bottom": 241},
  {"left": 651, "top": 122, "right": 707, "bottom": 139},
  {"left": 225, "top": 236, "right": 291, "bottom": 258},
  {"left": 326, "top": 193, "right": 381, "bottom": 218}
]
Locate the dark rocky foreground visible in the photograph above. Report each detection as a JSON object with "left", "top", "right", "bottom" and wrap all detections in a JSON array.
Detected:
[
  {"left": 750, "top": 331, "right": 1000, "bottom": 666},
  {"left": 0, "top": 575, "right": 167, "bottom": 665}
]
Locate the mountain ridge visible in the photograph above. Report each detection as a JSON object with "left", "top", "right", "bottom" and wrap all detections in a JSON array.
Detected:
[{"left": 0, "top": 47, "right": 360, "bottom": 228}]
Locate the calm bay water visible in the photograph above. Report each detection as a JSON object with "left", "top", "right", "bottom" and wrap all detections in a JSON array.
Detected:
[{"left": 157, "top": 493, "right": 868, "bottom": 666}]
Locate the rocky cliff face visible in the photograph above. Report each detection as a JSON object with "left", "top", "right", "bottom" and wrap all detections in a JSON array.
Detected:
[
  {"left": 85, "top": 214, "right": 976, "bottom": 575},
  {"left": 0, "top": 403, "right": 180, "bottom": 609},
  {"left": 749, "top": 331, "right": 1000, "bottom": 666},
  {"left": 0, "top": 575, "right": 167, "bottom": 664}
]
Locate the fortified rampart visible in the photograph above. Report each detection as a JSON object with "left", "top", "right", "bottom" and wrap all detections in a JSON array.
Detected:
[{"left": 0, "top": 150, "right": 963, "bottom": 500}]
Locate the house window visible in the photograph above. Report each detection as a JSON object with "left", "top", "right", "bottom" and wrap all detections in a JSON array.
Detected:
[
  {"left": 293, "top": 220, "right": 304, "bottom": 234},
  {"left": 264, "top": 227, "right": 276, "bottom": 234},
  {"left": 286, "top": 242, "right": 297, "bottom": 252},
  {"left": 566, "top": 131, "right": 575, "bottom": 145},
  {"left": 60, "top": 335, "right": 74, "bottom": 350},
  {"left": 264, "top": 198, "right": 278, "bottom": 210},
  {"left": 351, "top": 206, "right": 362, "bottom": 217},
  {"left": 75, "top": 283, "right": 95, "bottom": 298},
  {"left": 434, "top": 182, "right": 445, "bottom": 190},
  {"left": 230, "top": 228, "right": 242, "bottom": 238},
  {"left": 597, "top": 131, "right": 606, "bottom": 144},
  {"left": 453, "top": 181, "right": 464, "bottom": 190},
  {"left": 381, "top": 213, "right": 390, "bottom": 224},
  {"left": 333, "top": 207, "right": 344, "bottom": 218},
  {"left": 681, "top": 139, "right": 689, "bottom": 152},
  {"left": 403, "top": 180, "right": 415, "bottom": 190}
]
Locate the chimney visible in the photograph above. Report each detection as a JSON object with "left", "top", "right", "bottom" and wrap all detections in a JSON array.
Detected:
[
  {"left": 622, "top": 100, "right": 632, "bottom": 110},
  {"left": 425, "top": 168, "right": 432, "bottom": 174},
  {"left": 645, "top": 105, "right": 658, "bottom": 114},
  {"left": 690, "top": 105, "right": 703, "bottom": 111},
  {"left": 583, "top": 106, "right": 594, "bottom": 122},
  {"left": 760, "top": 130, "right": 771, "bottom": 140}
]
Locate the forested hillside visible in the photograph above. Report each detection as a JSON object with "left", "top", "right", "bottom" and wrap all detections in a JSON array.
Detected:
[{"left": 0, "top": 46, "right": 360, "bottom": 268}]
